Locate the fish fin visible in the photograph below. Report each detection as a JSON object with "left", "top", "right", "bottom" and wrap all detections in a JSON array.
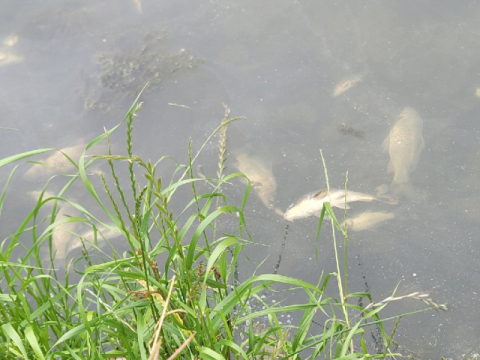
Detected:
[
  {"left": 387, "top": 161, "right": 394, "bottom": 174},
  {"left": 409, "top": 155, "right": 421, "bottom": 171},
  {"left": 377, "top": 193, "right": 398, "bottom": 205},
  {"left": 376, "top": 184, "right": 389, "bottom": 197},
  {"left": 390, "top": 182, "right": 427, "bottom": 202},
  {"left": 382, "top": 135, "right": 390, "bottom": 152},
  {"left": 313, "top": 190, "right": 327, "bottom": 197},
  {"left": 274, "top": 208, "right": 285, "bottom": 217}
]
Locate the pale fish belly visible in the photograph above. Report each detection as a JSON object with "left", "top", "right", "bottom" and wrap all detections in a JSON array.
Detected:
[{"left": 383, "top": 107, "right": 425, "bottom": 185}]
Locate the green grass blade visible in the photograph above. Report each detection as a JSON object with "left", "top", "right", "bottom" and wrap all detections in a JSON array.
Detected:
[
  {"left": 136, "top": 311, "right": 148, "bottom": 360},
  {"left": 199, "top": 237, "right": 238, "bottom": 311},
  {"left": 0, "top": 148, "right": 54, "bottom": 167},
  {"left": 186, "top": 205, "right": 239, "bottom": 270},
  {"left": 1, "top": 323, "right": 29, "bottom": 359},
  {"left": 24, "top": 325, "right": 45, "bottom": 360},
  {"left": 198, "top": 347, "right": 226, "bottom": 360},
  {"left": 0, "top": 164, "right": 19, "bottom": 218}
]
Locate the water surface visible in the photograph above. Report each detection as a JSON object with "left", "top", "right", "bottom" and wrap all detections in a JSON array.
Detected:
[{"left": 1, "top": 1, "right": 480, "bottom": 357}]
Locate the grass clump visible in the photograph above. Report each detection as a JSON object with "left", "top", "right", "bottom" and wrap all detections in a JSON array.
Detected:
[{"left": 0, "top": 95, "right": 444, "bottom": 359}]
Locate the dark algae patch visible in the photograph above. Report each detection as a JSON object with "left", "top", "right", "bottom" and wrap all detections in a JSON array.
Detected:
[
  {"left": 81, "top": 29, "right": 202, "bottom": 112},
  {"left": 337, "top": 122, "right": 366, "bottom": 140}
]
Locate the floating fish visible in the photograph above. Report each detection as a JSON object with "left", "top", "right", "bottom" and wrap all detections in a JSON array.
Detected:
[
  {"left": 382, "top": 107, "right": 425, "bottom": 189},
  {"left": 345, "top": 211, "right": 394, "bottom": 232},
  {"left": 333, "top": 73, "right": 364, "bottom": 97},
  {"left": 284, "top": 189, "right": 396, "bottom": 221},
  {"left": 235, "top": 153, "right": 282, "bottom": 214}
]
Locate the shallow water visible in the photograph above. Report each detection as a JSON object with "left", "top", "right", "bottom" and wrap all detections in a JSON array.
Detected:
[{"left": 1, "top": 0, "right": 480, "bottom": 357}]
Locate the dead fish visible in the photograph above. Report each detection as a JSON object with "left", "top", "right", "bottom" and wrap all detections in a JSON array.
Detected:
[
  {"left": 24, "top": 144, "right": 85, "bottom": 179},
  {"left": 284, "top": 189, "right": 395, "bottom": 221},
  {"left": 132, "top": 0, "right": 142, "bottom": 13},
  {"left": 333, "top": 73, "right": 364, "bottom": 97},
  {"left": 345, "top": 211, "right": 394, "bottom": 232},
  {"left": 0, "top": 51, "right": 23, "bottom": 66},
  {"left": 374, "top": 184, "right": 399, "bottom": 204},
  {"left": 24, "top": 142, "right": 107, "bottom": 179},
  {"left": 382, "top": 107, "right": 425, "bottom": 187},
  {"left": 3, "top": 35, "right": 18, "bottom": 47},
  {"left": 52, "top": 209, "right": 119, "bottom": 260},
  {"left": 235, "top": 153, "right": 279, "bottom": 212}
]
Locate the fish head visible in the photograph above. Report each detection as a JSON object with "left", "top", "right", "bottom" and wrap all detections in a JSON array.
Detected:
[
  {"left": 399, "top": 107, "right": 421, "bottom": 121},
  {"left": 284, "top": 201, "right": 311, "bottom": 221},
  {"left": 283, "top": 190, "right": 327, "bottom": 221}
]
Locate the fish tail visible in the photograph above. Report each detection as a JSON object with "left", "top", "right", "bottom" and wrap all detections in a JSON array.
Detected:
[
  {"left": 377, "top": 193, "right": 399, "bottom": 205},
  {"left": 374, "top": 184, "right": 399, "bottom": 204},
  {"left": 274, "top": 207, "right": 285, "bottom": 217},
  {"left": 390, "top": 181, "right": 426, "bottom": 202}
]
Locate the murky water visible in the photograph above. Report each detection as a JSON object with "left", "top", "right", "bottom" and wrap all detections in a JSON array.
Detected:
[{"left": 2, "top": 0, "right": 480, "bottom": 357}]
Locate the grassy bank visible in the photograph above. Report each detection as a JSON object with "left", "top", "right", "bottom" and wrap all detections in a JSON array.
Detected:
[{"left": 0, "top": 96, "right": 443, "bottom": 359}]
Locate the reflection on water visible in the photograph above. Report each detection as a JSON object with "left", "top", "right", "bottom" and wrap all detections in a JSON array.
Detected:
[{"left": 2, "top": 0, "right": 480, "bottom": 357}]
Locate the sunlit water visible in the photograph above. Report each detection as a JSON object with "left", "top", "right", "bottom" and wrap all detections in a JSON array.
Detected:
[{"left": 1, "top": 0, "right": 480, "bottom": 357}]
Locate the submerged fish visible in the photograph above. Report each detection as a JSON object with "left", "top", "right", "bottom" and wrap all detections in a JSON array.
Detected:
[
  {"left": 333, "top": 73, "right": 364, "bottom": 97},
  {"left": 345, "top": 211, "right": 394, "bottom": 232},
  {"left": 132, "top": 0, "right": 142, "bottom": 13},
  {"left": 0, "top": 35, "right": 22, "bottom": 66},
  {"left": 24, "top": 142, "right": 107, "bottom": 179},
  {"left": 0, "top": 51, "right": 23, "bottom": 66},
  {"left": 284, "top": 189, "right": 395, "bottom": 221},
  {"left": 3, "top": 35, "right": 18, "bottom": 47},
  {"left": 235, "top": 153, "right": 282, "bottom": 214},
  {"left": 383, "top": 107, "right": 425, "bottom": 187},
  {"left": 39, "top": 202, "right": 119, "bottom": 262},
  {"left": 24, "top": 144, "right": 85, "bottom": 179}
]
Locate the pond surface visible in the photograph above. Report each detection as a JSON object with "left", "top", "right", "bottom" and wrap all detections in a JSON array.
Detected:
[{"left": 1, "top": 0, "right": 480, "bottom": 357}]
